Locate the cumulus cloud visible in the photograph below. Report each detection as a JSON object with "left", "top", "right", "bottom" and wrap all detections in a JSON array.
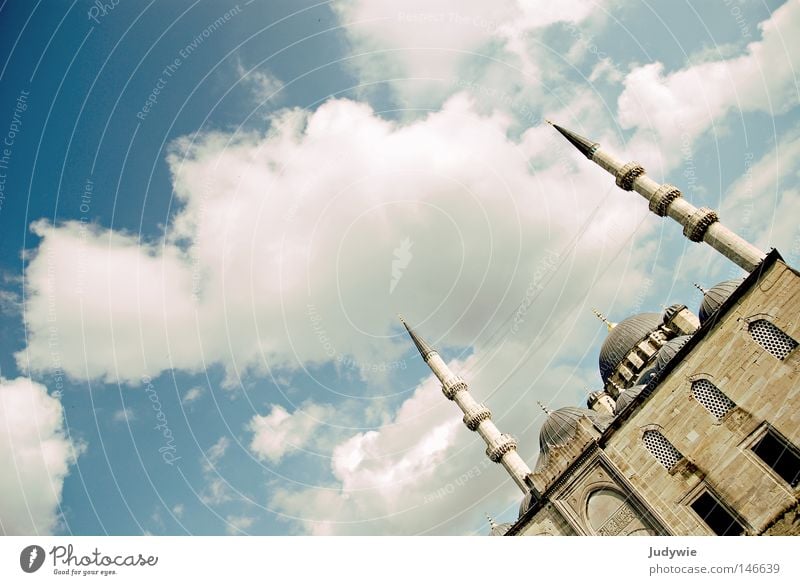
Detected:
[
  {"left": 18, "top": 93, "right": 652, "bottom": 389},
  {"left": 248, "top": 401, "right": 335, "bottom": 463},
  {"left": 0, "top": 377, "right": 80, "bottom": 535},
  {"left": 15, "top": 62, "right": 673, "bottom": 536},
  {"left": 618, "top": 0, "right": 800, "bottom": 159},
  {"left": 268, "top": 344, "right": 626, "bottom": 535},
  {"left": 332, "top": 0, "right": 608, "bottom": 106}
]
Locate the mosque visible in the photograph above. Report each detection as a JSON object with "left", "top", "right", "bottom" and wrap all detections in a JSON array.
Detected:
[{"left": 400, "top": 123, "right": 800, "bottom": 536}]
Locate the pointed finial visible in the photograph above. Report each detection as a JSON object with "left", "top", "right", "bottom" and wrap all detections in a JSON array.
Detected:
[
  {"left": 537, "top": 401, "right": 552, "bottom": 415},
  {"left": 592, "top": 308, "right": 617, "bottom": 331},
  {"left": 398, "top": 314, "right": 438, "bottom": 362},
  {"left": 546, "top": 120, "right": 600, "bottom": 159},
  {"left": 486, "top": 513, "right": 498, "bottom": 529},
  {"left": 545, "top": 119, "right": 554, "bottom": 126},
  {"left": 693, "top": 283, "right": 707, "bottom": 295}
]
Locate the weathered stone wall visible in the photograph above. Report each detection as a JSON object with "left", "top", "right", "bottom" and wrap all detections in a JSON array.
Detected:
[
  {"left": 604, "top": 259, "right": 800, "bottom": 534},
  {"left": 762, "top": 502, "right": 800, "bottom": 536},
  {"left": 520, "top": 259, "right": 800, "bottom": 536}
]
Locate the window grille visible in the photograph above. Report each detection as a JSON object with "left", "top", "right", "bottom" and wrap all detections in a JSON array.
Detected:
[
  {"left": 749, "top": 319, "right": 797, "bottom": 360},
  {"left": 691, "top": 379, "right": 735, "bottom": 421},
  {"left": 642, "top": 430, "right": 682, "bottom": 470}
]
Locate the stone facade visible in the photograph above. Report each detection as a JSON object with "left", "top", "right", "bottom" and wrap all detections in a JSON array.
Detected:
[{"left": 511, "top": 253, "right": 800, "bottom": 536}]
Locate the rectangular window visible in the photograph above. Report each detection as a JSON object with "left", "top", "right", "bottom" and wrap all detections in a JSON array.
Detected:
[
  {"left": 751, "top": 428, "right": 800, "bottom": 488},
  {"left": 690, "top": 491, "right": 745, "bottom": 536}
]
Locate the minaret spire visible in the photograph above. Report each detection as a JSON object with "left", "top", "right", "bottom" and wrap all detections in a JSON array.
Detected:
[
  {"left": 547, "top": 121, "right": 766, "bottom": 273},
  {"left": 693, "top": 283, "right": 707, "bottom": 295},
  {"left": 398, "top": 314, "right": 436, "bottom": 361},
  {"left": 399, "top": 317, "right": 534, "bottom": 493},
  {"left": 592, "top": 308, "right": 617, "bottom": 331},
  {"left": 546, "top": 120, "right": 599, "bottom": 159}
]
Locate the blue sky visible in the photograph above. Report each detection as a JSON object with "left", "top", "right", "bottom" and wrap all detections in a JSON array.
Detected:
[{"left": 0, "top": 0, "right": 797, "bottom": 536}]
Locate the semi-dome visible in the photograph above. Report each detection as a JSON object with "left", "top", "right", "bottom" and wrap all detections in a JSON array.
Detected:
[
  {"left": 519, "top": 491, "right": 535, "bottom": 517},
  {"left": 654, "top": 335, "right": 691, "bottom": 372},
  {"left": 599, "top": 313, "right": 662, "bottom": 382},
  {"left": 614, "top": 384, "right": 646, "bottom": 415},
  {"left": 536, "top": 407, "right": 612, "bottom": 472},
  {"left": 699, "top": 278, "right": 745, "bottom": 324}
]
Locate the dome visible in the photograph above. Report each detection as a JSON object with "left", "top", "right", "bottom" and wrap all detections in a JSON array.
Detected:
[
  {"left": 636, "top": 365, "right": 658, "bottom": 385},
  {"left": 614, "top": 384, "right": 646, "bottom": 415},
  {"left": 654, "top": 335, "right": 691, "bottom": 371},
  {"left": 536, "top": 407, "right": 612, "bottom": 471},
  {"left": 599, "top": 313, "right": 662, "bottom": 382},
  {"left": 490, "top": 522, "right": 513, "bottom": 536},
  {"left": 699, "top": 278, "right": 745, "bottom": 324},
  {"left": 662, "top": 304, "right": 686, "bottom": 324}
]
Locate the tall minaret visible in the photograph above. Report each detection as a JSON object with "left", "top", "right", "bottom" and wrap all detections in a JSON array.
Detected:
[
  {"left": 399, "top": 316, "right": 533, "bottom": 493},
  {"left": 547, "top": 121, "right": 766, "bottom": 272}
]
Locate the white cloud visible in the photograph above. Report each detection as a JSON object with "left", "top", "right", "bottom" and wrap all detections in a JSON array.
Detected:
[
  {"left": 181, "top": 387, "right": 203, "bottom": 405},
  {"left": 200, "top": 436, "right": 233, "bottom": 506},
  {"left": 331, "top": 0, "right": 608, "bottom": 106},
  {"left": 248, "top": 401, "right": 334, "bottom": 463},
  {"left": 112, "top": 407, "right": 135, "bottom": 423},
  {"left": 618, "top": 1, "right": 800, "bottom": 159},
  {"left": 234, "top": 57, "right": 283, "bottom": 104},
  {"left": 19, "top": 93, "right": 652, "bottom": 389},
  {"left": 225, "top": 514, "right": 255, "bottom": 534},
  {"left": 0, "top": 377, "right": 81, "bottom": 535},
  {"left": 16, "top": 85, "right": 671, "bottom": 535}
]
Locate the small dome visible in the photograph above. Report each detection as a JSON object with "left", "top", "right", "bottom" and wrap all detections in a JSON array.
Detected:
[
  {"left": 599, "top": 313, "right": 662, "bottom": 382},
  {"left": 490, "top": 522, "right": 513, "bottom": 536},
  {"left": 699, "top": 278, "right": 745, "bottom": 324},
  {"left": 636, "top": 365, "right": 658, "bottom": 385},
  {"left": 654, "top": 335, "right": 691, "bottom": 371},
  {"left": 536, "top": 407, "right": 612, "bottom": 471},
  {"left": 614, "top": 384, "right": 646, "bottom": 415},
  {"left": 662, "top": 304, "right": 686, "bottom": 324}
]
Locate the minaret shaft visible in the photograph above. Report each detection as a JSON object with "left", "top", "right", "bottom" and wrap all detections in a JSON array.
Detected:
[
  {"left": 552, "top": 124, "right": 766, "bottom": 272},
  {"left": 403, "top": 326, "right": 533, "bottom": 493}
]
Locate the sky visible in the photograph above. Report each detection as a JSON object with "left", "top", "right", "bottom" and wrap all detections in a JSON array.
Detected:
[{"left": 0, "top": 0, "right": 797, "bottom": 536}]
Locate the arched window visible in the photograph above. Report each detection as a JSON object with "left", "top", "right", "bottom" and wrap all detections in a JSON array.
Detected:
[
  {"left": 748, "top": 319, "right": 798, "bottom": 360},
  {"left": 586, "top": 489, "right": 658, "bottom": 536},
  {"left": 691, "top": 379, "right": 735, "bottom": 421},
  {"left": 642, "top": 429, "right": 682, "bottom": 470}
]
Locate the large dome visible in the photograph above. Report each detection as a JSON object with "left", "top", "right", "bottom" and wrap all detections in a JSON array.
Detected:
[
  {"left": 536, "top": 407, "right": 612, "bottom": 471},
  {"left": 699, "top": 278, "right": 745, "bottom": 324},
  {"left": 599, "top": 313, "right": 662, "bottom": 382}
]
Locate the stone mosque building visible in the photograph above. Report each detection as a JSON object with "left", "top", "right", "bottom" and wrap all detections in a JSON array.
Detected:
[{"left": 400, "top": 123, "right": 800, "bottom": 536}]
